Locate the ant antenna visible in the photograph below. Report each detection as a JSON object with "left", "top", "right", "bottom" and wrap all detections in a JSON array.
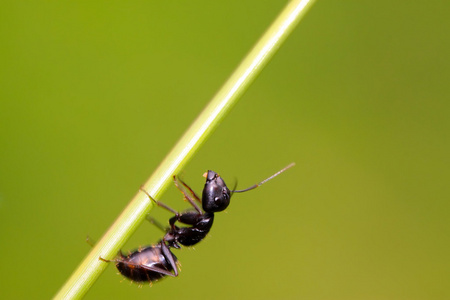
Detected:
[{"left": 232, "top": 162, "right": 295, "bottom": 193}]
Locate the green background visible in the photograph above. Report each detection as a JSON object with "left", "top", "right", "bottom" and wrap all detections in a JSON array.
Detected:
[{"left": 1, "top": 1, "right": 449, "bottom": 299}]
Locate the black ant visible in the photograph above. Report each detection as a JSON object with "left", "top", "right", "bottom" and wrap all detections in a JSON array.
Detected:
[{"left": 99, "top": 163, "right": 294, "bottom": 284}]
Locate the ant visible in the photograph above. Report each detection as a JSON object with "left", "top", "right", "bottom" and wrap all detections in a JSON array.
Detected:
[{"left": 99, "top": 163, "right": 294, "bottom": 284}]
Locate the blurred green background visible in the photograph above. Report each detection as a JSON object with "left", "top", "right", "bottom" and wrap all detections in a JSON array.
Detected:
[{"left": 1, "top": 1, "right": 449, "bottom": 299}]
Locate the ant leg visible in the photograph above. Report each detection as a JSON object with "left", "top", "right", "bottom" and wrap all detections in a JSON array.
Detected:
[
  {"left": 99, "top": 257, "right": 113, "bottom": 263},
  {"left": 160, "top": 241, "right": 179, "bottom": 276},
  {"left": 138, "top": 264, "right": 177, "bottom": 277},
  {"left": 140, "top": 186, "right": 179, "bottom": 215},
  {"left": 86, "top": 235, "right": 96, "bottom": 247},
  {"left": 145, "top": 215, "right": 168, "bottom": 233},
  {"left": 174, "top": 176, "right": 201, "bottom": 203},
  {"left": 141, "top": 185, "right": 201, "bottom": 230},
  {"left": 99, "top": 256, "right": 177, "bottom": 277},
  {"left": 172, "top": 175, "right": 202, "bottom": 214},
  {"left": 89, "top": 236, "right": 125, "bottom": 260},
  {"left": 99, "top": 249, "right": 125, "bottom": 263}
]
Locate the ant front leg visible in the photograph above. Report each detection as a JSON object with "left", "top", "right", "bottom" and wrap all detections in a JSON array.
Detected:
[
  {"left": 173, "top": 175, "right": 203, "bottom": 214},
  {"left": 174, "top": 176, "right": 202, "bottom": 203}
]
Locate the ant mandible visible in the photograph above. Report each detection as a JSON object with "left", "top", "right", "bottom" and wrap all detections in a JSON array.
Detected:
[{"left": 99, "top": 163, "right": 295, "bottom": 284}]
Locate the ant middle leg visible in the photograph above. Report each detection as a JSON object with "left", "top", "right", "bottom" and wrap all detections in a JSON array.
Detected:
[
  {"left": 140, "top": 186, "right": 179, "bottom": 215},
  {"left": 145, "top": 215, "right": 168, "bottom": 233}
]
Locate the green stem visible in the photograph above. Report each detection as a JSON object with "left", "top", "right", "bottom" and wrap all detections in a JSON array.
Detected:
[{"left": 54, "top": 0, "right": 316, "bottom": 298}]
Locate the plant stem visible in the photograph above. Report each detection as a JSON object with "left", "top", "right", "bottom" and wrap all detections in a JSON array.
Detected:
[{"left": 54, "top": 0, "right": 316, "bottom": 298}]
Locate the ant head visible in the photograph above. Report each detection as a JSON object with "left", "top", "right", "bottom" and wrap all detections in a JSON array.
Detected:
[{"left": 202, "top": 170, "right": 231, "bottom": 213}]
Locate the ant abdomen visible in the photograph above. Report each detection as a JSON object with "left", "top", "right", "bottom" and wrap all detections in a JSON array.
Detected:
[{"left": 102, "top": 242, "right": 178, "bottom": 283}]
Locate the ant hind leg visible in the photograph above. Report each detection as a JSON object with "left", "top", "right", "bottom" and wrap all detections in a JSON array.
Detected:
[{"left": 86, "top": 235, "right": 96, "bottom": 247}]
